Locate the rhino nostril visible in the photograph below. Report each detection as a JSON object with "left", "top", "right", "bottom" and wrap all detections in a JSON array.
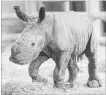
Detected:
[
  {"left": 17, "top": 42, "right": 23, "bottom": 46},
  {"left": 17, "top": 42, "right": 21, "bottom": 45}
]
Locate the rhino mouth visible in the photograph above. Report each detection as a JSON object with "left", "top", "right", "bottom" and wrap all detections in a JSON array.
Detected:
[
  {"left": 9, "top": 53, "right": 29, "bottom": 65},
  {"left": 10, "top": 58, "right": 26, "bottom": 65}
]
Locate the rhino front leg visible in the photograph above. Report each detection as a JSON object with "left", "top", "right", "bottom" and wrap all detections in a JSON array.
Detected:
[
  {"left": 28, "top": 51, "right": 49, "bottom": 83},
  {"left": 53, "top": 52, "right": 71, "bottom": 89}
]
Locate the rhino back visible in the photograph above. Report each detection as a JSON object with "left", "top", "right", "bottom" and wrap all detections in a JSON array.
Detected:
[{"left": 50, "top": 12, "right": 93, "bottom": 55}]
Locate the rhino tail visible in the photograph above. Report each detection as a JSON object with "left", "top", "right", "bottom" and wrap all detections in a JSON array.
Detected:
[{"left": 85, "top": 31, "right": 97, "bottom": 55}]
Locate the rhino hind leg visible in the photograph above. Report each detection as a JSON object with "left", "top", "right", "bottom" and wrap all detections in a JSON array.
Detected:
[
  {"left": 65, "top": 55, "right": 79, "bottom": 88},
  {"left": 85, "top": 35, "right": 101, "bottom": 88},
  {"left": 85, "top": 52, "right": 101, "bottom": 87}
]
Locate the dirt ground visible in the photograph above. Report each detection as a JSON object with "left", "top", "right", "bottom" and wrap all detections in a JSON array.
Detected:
[{"left": 1, "top": 42, "right": 106, "bottom": 95}]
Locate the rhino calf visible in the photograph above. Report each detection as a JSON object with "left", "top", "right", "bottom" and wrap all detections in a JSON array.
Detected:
[{"left": 9, "top": 6, "right": 101, "bottom": 89}]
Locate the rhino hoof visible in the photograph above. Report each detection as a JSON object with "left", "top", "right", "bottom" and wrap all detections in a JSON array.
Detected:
[
  {"left": 87, "top": 79, "right": 101, "bottom": 88},
  {"left": 32, "top": 75, "right": 48, "bottom": 84},
  {"left": 54, "top": 82, "right": 74, "bottom": 90},
  {"left": 64, "top": 81, "right": 74, "bottom": 88}
]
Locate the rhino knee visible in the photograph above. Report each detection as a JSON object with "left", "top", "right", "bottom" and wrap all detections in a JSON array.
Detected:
[{"left": 28, "top": 56, "right": 48, "bottom": 80}]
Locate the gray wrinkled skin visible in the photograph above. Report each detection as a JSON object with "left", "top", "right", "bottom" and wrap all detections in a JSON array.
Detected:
[
  {"left": 10, "top": 6, "right": 101, "bottom": 89},
  {"left": 10, "top": 22, "right": 45, "bottom": 65}
]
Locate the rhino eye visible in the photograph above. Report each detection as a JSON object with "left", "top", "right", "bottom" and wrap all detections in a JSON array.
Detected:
[{"left": 31, "top": 42, "right": 35, "bottom": 46}]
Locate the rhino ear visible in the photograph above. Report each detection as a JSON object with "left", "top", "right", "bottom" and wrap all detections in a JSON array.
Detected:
[
  {"left": 14, "top": 6, "right": 33, "bottom": 22},
  {"left": 38, "top": 5, "right": 45, "bottom": 23}
]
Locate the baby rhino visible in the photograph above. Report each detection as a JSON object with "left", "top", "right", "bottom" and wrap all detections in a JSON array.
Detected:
[{"left": 9, "top": 6, "right": 101, "bottom": 89}]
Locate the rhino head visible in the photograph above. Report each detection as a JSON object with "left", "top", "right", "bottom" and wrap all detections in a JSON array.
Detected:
[{"left": 9, "top": 6, "right": 50, "bottom": 65}]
